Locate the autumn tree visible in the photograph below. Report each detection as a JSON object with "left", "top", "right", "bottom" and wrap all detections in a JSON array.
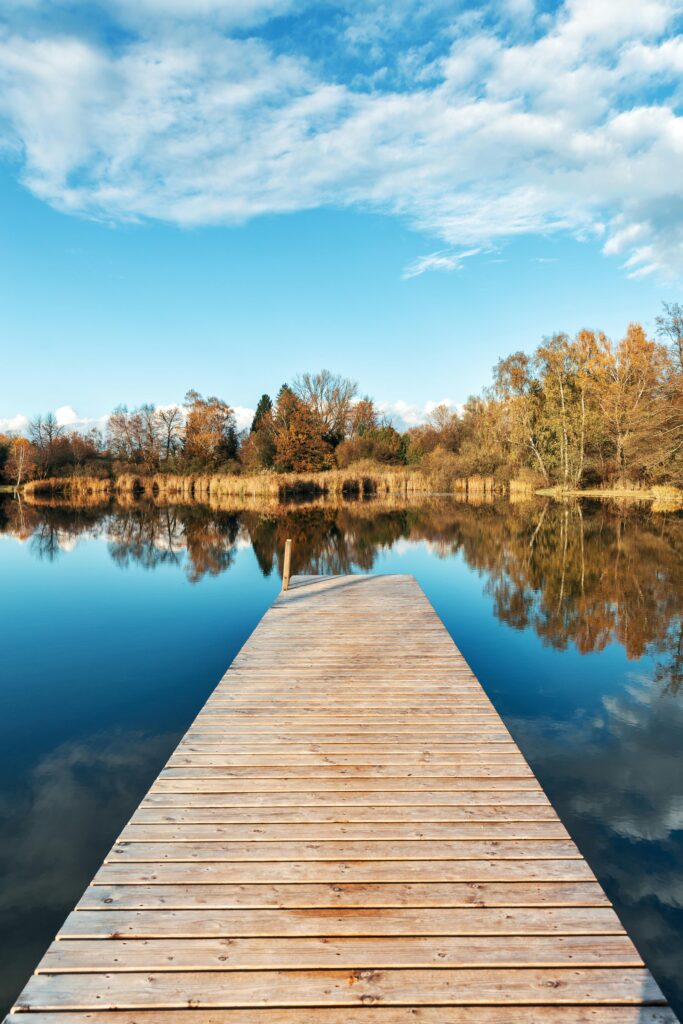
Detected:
[
  {"left": 337, "top": 424, "right": 406, "bottom": 467},
  {"left": 241, "top": 411, "right": 276, "bottom": 471},
  {"left": 494, "top": 352, "right": 549, "bottom": 481},
  {"left": 272, "top": 385, "right": 298, "bottom": 428},
  {"left": 157, "top": 406, "right": 184, "bottom": 460},
  {"left": 348, "top": 397, "right": 378, "bottom": 438},
  {"left": 5, "top": 437, "right": 35, "bottom": 489},
  {"left": 456, "top": 396, "right": 508, "bottom": 477},
  {"left": 183, "top": 391, "right": 238, "bottom": 467},
  {"left": 364, "top": 425, "right": 406, "bottom": 464},
  {"left": 428, "top": 403, "right": 461, "bottom": 446},
  {"left": 65, "top": 428, "right": 103, "bottom": 473},
  {"left": 272, "top": 388, "right": 333, "bottom": 472},
  {"left": 293, "top": 370, "right": 358, "bottom": 446},
  {"left": 0, "top": 434, "right": 9, "bottom": 482},
  {"left": 29, "top": 411, "right": 63, "bottom": 450},
  {"left": 107, "top": 405, "right": 163, "bottom": 469},
  {"left": 532, "top": 332, "right": 606, "bottom": 488},
  {"left": 592, "top": 324, "right": 670, "bottom": 481},
  {"left": 29, "top": 412, "right": 65, "bottom": 477},
  {"left": 404, "top": 405, "right": 461, "bottom": 465}
]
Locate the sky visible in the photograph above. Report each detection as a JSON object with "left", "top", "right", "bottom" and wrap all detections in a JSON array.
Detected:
[{"left": 1, "top": 0, "right": 682, "bottom": 432}]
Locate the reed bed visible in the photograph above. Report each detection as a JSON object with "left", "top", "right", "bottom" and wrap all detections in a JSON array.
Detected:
[
  {"left": 22, "top": 477, "right": 112, "bottom": 499},
  {"left": 22, "top": 468, "right": 679, "bottom": 509},
  {"left": 111, "top": 464, "right": 504, "bottom": 501},
  {"left": 651, "top": 484, "right": 683, "bottom": 512}
]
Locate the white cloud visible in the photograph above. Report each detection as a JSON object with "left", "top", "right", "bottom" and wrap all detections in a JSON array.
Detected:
[
  {"left": 1, "top": 403, "right": 255, "bottom": 436},
  {"left": 53, "top": 406, "right": 109, "bottom": 432},
  {"left": 54, "top": 405, "right": 84, "bottom": 427},
  {"left": 0, "top": 413, "right": 29, "bottom": 433},
  {"left": 377, "top": 397, "right": 462, "bottom": 428},
  {"left": 233, "top": 405, "right": 256, "bottom": 431},
  {"left": 424, "top": 398, "right": 463, "bottom": 416},
  {"left": 109, "top": 0, "right": 293, "bottom": 23},
  {"left": 0, "top": 1, "right": 682, "bottom": 276}
]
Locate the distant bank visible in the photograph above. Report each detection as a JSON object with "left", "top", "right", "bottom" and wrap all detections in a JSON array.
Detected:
[{"left": 16, "top": 468, "right": 683, "bottom": 511}]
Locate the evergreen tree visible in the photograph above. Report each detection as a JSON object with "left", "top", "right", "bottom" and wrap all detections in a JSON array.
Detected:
[{"left": 250, "top": 394, "right": 273, "bottom": 433}]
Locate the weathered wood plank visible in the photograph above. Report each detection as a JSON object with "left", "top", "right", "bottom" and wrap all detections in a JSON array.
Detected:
[
  {"left": 95, "top": 860, "right": 597, "bottom": 884},
  {"left": 167, "top": 754, "right": 528, "bottom": 767},
  {"left": 151, "top": 779, "right": 542, "bottom": 792},
  {"left": 181, "top": 731, "right": 514, "bottom": 739},
  {"left": 131, "top": 805, "right": 560, "bottom": 823},
  {"left": 140, "top": 790, "right": 553, "bottom": 807},
  {"left": 177, "top": 742, "right": 519, "bottom": 751},
  {"left": 8, "top": 1009, "right": 679, "bottom": 1023},
  {"left": 119, "top": 823, "right": 571, "bottom": 842},
  {"left": 41, "top": 935, "right": 643, "bottom": 972},
  {"left": 107, "top": 839, "right": 581, "bottom": 861},
  {"left": 157, "top": 768, "right": 536, "bottom": 780},
  {"left": 195, "top": 715, "right": 506, "bottom": 724},
  {"left": 15, "top": 968, "right": 666, "bottom": 1010},
  {"left": 124, "top": 819, "right": 565, "bottom": 835},
  {"left": 60, "top": 906, "right": 626, "bottom": 938},
  {"left": 78, "top": 881, "right": 612, "bottom": 910}
]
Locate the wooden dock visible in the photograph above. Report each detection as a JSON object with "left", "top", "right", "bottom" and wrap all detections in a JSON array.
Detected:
[{"left": 7, "top": 573, "right": 677, "bottom": 1023}]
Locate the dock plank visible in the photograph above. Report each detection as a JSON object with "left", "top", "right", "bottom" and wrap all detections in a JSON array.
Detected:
[
  {"left": 14, "top": 967, "right": 666, "bottom": 1009},
  {"left": 5, "top": 574, "right": 673, "bottom": 1023},
  {"left": 8, "top": 1011, "right": 680, "bottom": 1024},
  {"left": 59, "top": 906, "right": 626, "bottom": 938},
  {"left": 78, "top": 880, "right": 612, "bottom": 909},
  {"left": 119, "top": 823, "right": 571, "bottom": 840},
  {"left": 41, "top": 935, "right": 642, "bottom": 971}
]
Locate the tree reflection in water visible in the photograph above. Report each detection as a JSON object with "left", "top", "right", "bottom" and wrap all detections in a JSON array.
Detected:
[{"left": 4, "top": 495, "right": 681, "bottom": 665}]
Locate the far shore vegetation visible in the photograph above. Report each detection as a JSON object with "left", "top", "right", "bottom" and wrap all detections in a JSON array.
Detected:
[{"left": 2, "top": 306, "right": 682, "bottom": 507}]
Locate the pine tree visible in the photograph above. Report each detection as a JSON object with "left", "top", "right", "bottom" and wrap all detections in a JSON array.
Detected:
[{"left": 250, "top": 394, "right": 273, "bottom": 433}]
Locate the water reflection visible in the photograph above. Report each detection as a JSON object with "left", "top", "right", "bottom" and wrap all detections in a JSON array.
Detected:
[
  {"left": 5, "top": 495, "right": 682, "bottom": 659},
  {"left": 1, "top": 493, "right": 682, "bottom": 1016},
  {"left": 509, "top": 673, "right": 683, "bottom": 1004},
  {"left": 0, "top": 729, "right": 174, "bottom": 1012}
]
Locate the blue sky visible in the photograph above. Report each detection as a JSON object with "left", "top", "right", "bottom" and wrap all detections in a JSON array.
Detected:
[{"left": 1, "top": 0, "right": 682, "bottom": 431}]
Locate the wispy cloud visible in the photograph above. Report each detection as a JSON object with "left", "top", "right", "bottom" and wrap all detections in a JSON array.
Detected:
[
  {"left": 402, "top": 248, "right": 481, "bottom": 279},
  {"left": 0, "top": 1, "right": 682, "bottom": 277}
]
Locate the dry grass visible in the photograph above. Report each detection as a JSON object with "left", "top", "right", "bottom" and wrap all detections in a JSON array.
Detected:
[
  {"left": 651, "top": 484, "right": 683, "bottom": 500},
  {"left": 22, "top": 476, "right": 112, "bottom": 499},
  {"left": 20, "top": 469, "right": 682, "bottom": 516},
  {"left": 115, "top": 464, "right": 503, "bottom": 500},
  {"left": 20, "top": 465, "right": 506, "bottom": 505},
  {"left": 651, "top": 484, "right": 683, "bottom": 512}
]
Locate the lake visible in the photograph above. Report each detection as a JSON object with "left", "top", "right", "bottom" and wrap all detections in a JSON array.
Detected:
[{"left": 1, "top": 493, "right": 682, "bottom": 1017}]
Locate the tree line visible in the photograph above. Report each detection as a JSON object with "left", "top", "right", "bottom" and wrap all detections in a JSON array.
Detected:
[{"left": 1, "top": 305, "right": 681, "bottom": 490}]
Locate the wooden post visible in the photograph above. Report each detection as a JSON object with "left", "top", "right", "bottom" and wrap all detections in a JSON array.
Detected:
[{"left": 282, "top": 538, "right": 292, "bottom": 592}]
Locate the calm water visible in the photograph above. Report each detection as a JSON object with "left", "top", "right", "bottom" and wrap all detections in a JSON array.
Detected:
[{"left": 1, "top": 494, "right": 682, "bottom": 1015}]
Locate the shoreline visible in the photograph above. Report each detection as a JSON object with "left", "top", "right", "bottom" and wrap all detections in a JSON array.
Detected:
[
  {"left": 536, "top": 487, "right": 653, "bottom": 499},
  {"left": 6, "top": 471, "right": 681, "bottom": 511}
]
